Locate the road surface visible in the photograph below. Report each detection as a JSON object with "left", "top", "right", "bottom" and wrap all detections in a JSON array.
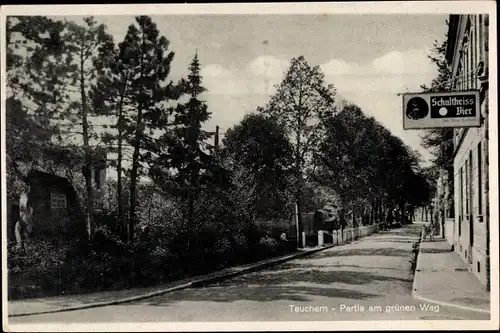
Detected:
[{"left": 9, "top": 224, "right": 489, "bottom": 323}]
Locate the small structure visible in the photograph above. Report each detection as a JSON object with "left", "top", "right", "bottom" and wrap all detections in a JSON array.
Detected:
[{"left": 22, "top": 170, "right": 88, "bottom": 243}]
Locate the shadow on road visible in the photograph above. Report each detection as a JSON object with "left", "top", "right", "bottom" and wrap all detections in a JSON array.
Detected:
[
  {"left": 419, "top": 247, "right": 453, "bottom": 254},
  {"left": 369, "top": 239, "right": 416, "bottom": 244},
  {"left": 310, "top": 247, "right": 413, "bottom": 259},
  {"left": 275, "top": 262, "right": 405, "bottom": 271},
  {"left": 137, "top": 284, "right": 378, "bottom": 306},
  {"left": 213, "top": 268, "right": 413, "bottom": 287},
  {"left": 130, "top": 266, "right": 410, "bottom": 307},
  {"left": 127, "top": 225, "right": 419, "bottom": 308}
]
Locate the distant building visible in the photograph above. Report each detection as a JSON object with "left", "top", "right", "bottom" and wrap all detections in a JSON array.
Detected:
[{"left": 445, "top": 14, "right": 490, "bottom": 290}]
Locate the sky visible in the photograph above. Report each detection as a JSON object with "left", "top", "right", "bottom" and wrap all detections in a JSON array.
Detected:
[{"left": 62, "top": 14, "right": 449, "bottom": 166}]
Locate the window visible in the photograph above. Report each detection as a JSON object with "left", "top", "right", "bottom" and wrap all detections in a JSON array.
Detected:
[
  {"left": 465, "top": 159, "right": 469, "bottom": 216},
  {"left": 479, "top": 15, "right": 483, "bottom": 62},
  {"left": 457, "top": 60, "right": 461, "bottom": 90},
  {"left": 474, "top": 16, "right": 479, "bottom": 88},
  {"left": 478, "top": 142, "right": 483, "bottom": 215},
  {"left": 459, "top": 167, "right": 463, "bottom": 236},
  {"left": 472, "top": 16, "right": 477, "bottom": 88},
  {"left": 466, "top": 17, "right": 472, "bottom": 89},
  {"left": 469, "top": 151, "right": 474, "bottom": 246},
  {"left": 449, "top": 174, "right": 455, "bottom": 218},
  {"left": 458, "top": 59, "right": 463, "bottom": 90},
  {"left": 469, "top": 151, "right": 473, "bottom": 214},
  {"left": 51, "top": 193, "right": 67, "bottom": 209}
]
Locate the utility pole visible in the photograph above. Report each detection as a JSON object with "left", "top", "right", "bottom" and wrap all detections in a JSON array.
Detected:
[
  {"left": 214, "top": 125, "right": 220, "bottom": 150},
  {"left": 295, "top": 202, "right": 300, "bottom": 248}
]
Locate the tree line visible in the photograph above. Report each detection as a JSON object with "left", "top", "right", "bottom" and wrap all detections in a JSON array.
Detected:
[
  {"left": 6, "top": 15, "right": 434, "bottom": 297},
  {"left": 7, "top": 16, "right": 217, "bottom": 246},
  {"left": 224, "top": 56, "right": 432, "bottom": 241}
]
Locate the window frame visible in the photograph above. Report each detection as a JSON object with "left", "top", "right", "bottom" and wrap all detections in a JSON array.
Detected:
[
  {"left": 50, "top": 193, "right": 67, "bottom": 209},
  {"left": 478, "top": 141, "right": 483, "bottom": 215}
]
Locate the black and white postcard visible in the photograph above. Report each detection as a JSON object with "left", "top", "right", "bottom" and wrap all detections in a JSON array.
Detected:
[{"left": 1, "top": 2, "right": 498, "bottom": 331}]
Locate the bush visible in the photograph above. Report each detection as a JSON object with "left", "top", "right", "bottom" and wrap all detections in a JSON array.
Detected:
[
  {"left": 8, "top": 188, "right": 300, "bottom": 300},
  {"left": 7, "top": 240, "right": 67, "bottom": 298},
  {"left": 210, "top": 237, "right": 232, "bottom": 264},
  {"left": 258, "top": 235, "right": 279, "bottom": 258}
]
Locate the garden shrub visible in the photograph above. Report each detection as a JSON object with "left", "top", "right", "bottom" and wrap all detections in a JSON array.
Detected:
[
  {"left": 8, "top": 178, "right": 300, "bottom": 299},
  {"left": 259, "top": 235, "right": 279, "bottom": 258},
  {"left": 7, "top": 240, "right": 66, "bottom": 298}
]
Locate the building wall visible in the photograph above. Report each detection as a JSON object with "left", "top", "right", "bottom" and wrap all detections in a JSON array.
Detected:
[
  {"left": 434, "top": 170, "right": 455, "bottom": 246},
  {"left": 450, "top": 14, "right": 490, "bottom": 287},
  {"left": 445, "top": 218, "right": 454, "bottom": 246},
  {"left": 453, "top": 123, "right": 488, "bottom": 285}
]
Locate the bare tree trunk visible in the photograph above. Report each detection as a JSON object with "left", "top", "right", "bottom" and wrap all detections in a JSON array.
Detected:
[
  {"left": 381, "top": 202, "right": 385, "bottom": 223},
  {"left": 80, "top": 52, "right": 94, "bottom": 242},
  {"left": 187, "top": 167, "right": 197, "bottom": 251},
  {"left": 187, "top": 194, "right": 194, "bottom": 251},
  {"left": 294, "top": 136, "right": 304, "bottom": 248},
  {"left": 128, "top": 101, "right": 144, "bottom": 244},
  {"left": 129, "top": 41, "right": 146, "bottom": 245},
  {"left": 377, "top": 201, "right": 380, "bottom": 223},
  {"left": 371, "top": 201, "right": 375, "bottom": 224},
  {"left": 352, "top": 204, "right": 356, "bottom": 227},
  {"left": 116, "top": 79, "right": 128, "bottom": 240},
  {"left": 399, "top": 201, "right": 405, "bottom": 224},
  {"left": 117, "top": 138, "right": 124, "bottom": 236},
  {"left": 128, "top": 124, "right": 141, "bottom": 244}
]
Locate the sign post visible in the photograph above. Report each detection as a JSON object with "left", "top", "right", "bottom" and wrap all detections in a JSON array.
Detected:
[{"left": 403, "top": 91, "right": 480, "bottom": 129}]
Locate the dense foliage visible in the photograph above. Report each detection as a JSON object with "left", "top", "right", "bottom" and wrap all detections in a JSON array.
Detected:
[
  {"left": 258, "top": 56, "right": 337, "bottom": 247},
  {"left": 222, "top": 113, "right": 295, "bottom": 221},
  {"left": 314, "top": 104, "right": 432, "bottom": 228}
]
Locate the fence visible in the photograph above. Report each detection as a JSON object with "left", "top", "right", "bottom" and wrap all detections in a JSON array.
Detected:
[{"left": 318, "top": 224, "right": 379, "bottom": 246}]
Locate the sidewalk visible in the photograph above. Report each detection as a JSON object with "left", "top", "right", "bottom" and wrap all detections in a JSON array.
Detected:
[
  {"left": 412, "top": 237, "right": 491, "bottom": 313},
  {"left": 8, "top": 243, "right": 335, "bottom": 317}
]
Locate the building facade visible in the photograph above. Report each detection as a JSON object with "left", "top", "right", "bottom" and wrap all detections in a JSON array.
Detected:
[{"left": 446, "top": 14, "right": 490, "bottom": 289}]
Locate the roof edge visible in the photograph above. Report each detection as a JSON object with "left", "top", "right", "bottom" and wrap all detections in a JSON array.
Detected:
[{"left": 445, "top": 15, "right": 461, "bottom": 64}]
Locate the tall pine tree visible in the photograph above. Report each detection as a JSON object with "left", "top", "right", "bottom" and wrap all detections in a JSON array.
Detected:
[
  {"left": 5, "top": 16, "right": 81, "bottom": 211},
  {"left": 121, "top": 16, "right": 180, "bottom": 243},
  {"left": 91, "top": 26, "right": 142, "bottom": 237},
  {"left": 62, "top": 17, "right": 115, "bottom": 241},
  {"left": 149, "top": 53, "right": 213, "bottom": 250}
]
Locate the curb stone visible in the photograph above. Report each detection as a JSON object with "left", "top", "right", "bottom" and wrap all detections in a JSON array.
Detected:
[
  {"left": 410, "top": 226, "right": 490, "bottom": 314},
  {"left": 411, "top": 226, "right": 423, "bottom": 295},
  {"left": 9, "top": 243, "right": 337, "bottom": 318}
]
